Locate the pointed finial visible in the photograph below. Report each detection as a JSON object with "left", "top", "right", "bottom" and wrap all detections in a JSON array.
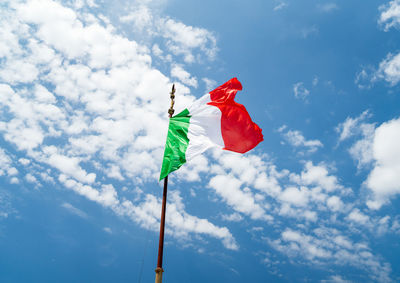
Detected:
[{"left": 168, "top": 84, "right": 175, "bottom": 118}]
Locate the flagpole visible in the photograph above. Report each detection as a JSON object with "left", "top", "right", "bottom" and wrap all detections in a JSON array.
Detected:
[{"left": 155, "top": 84, "right": 175, "bottom": 283}]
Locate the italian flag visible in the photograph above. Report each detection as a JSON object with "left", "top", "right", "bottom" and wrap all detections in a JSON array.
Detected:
[{"left": 159, "top": 78, "right": 263, "bottom": 180}]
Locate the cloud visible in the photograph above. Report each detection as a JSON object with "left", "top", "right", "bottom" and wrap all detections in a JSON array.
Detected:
[
  {"left": 273, "top": 1, "right": 288, "bottom": 11},
  {"left": 209, "top": 174, "right": 270, "bottom": 220},
  {"left": 25, "top": 173, "right": 38, "bottom": 184},
  {"left": 375, "top": 52, "right": 400, "bottom": 86},
  {"left": 120, "top": 190, "right": 238, "bottom": 250},
  {"left": 293, "top": 82, "right": 310, "bottom": 99},
  {"left": 279, "top": 186, "right": 309, "bottom": 207},
  {"left": 0, "top": 190, "right": 18, "bottom": 219},
  {"left": 59, "top": 172, "right": 240, "bottom": 249},
  {"left": 199, "top": 149, "right": 360, "bottom": 236},
  {"left": 18, "top": 158, "right": 31, "bottom": 166},
  {"left": 336, "top": 110, "right": 371, "bottom": 142},
  {"left": 171, "top": 64, "right": 198, "bottom": 87},
  {"left": 354, "top": 65, "right": 379, "bottom": 89},
  {"left": 62, "top": 202, "right": 89, "bottom": 219},
  {"left": 159, "top": 18, "right": 218, "bottom": 63},
  {"left": 379, "top": 0, "right": 400, "bottom": 31},
  {"left": 279, "top": 126, "right": 323, "bottom": 153},
  {"left": 268, "top": 227, "right": 392, "bottom": 282},
  {"left": 321, "top": 275, "right": 353, "bottom": 283},
  {"left": 103, "top": 227, "right": 112, "bottom": 234},
  {"left": 120, "top": 6, "right": 218, "bottom": 63},
  {"left": 221, "top": 212, "right": 243, "bottom": 222},
  {"left": 312, "top": 76, "right": 319, "bottom": 86},
  {"left": 290, "top": 161, "right": 345, "bottom": 193},
  {"left": 355, "top": 52, "right": 400, "bottom": 89},
  {"left": 326, "top": 196, "right": 344, "bottom": 212},
  {"left": 365, "top": 118, "right": 400, "bottom": 209},
  {"left": 202, "top": 77, "right": 217, "bottom": 91},
  {"left": 336, "top": 111, "right": 375, "bottom": 169},
  {"left": 206, "top": 149, "right": 354, "bottom": 226},
  {"left": 300, "top": 25, "right": 319, "bottom": 39},
  {"left": 0, "top": 0, "right": 234, "bottom": 250},
  {"left": 47, "top": 151, "right": 96, "bottom": 184},
  {"left": 348, "top": 126, "right": 375, "bottom": 169},
  {"left": 360, "top": 1, "right": 400, "bottom": 88},
  {"left": 120, "top": 5, "right": 153, "bottom": 31},
  {"left": 347, "top": 208, "right": 370, "bottom": 225},
  {"left": 0, "top": 148, "right": 18, "bottom": 178},
  {"left": 317, "top": 3, "right": 339, "bottom": 13}
]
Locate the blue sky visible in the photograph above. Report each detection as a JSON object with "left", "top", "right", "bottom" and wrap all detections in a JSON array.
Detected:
[{"left": 1, "top": 0, "right": 400, "bottom": 282}]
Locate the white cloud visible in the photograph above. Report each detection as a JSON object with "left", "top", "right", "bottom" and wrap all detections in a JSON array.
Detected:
[
  {"left": 0, "top": 0, "right": 235, "bottom": 250},
  {"left": 354, "top": 67, "right": 375, "bottom": 89},
  {"left": 268, "top": 228, "right": 391, "bottom": 282},
  {"left": 301, "top": 25, "right": 319, "bottom": 39},
  {"left": 159, "top": 18, "right": 218, "bottom": 63},
  {"left": 336, "top": 111, "right": 375, "bottom": 169},
  {"left": 326, "top": 196, "right": 344, "bottom": 212},
  {"left": 0, "top": 148, "right": 17, "bottom": 178},
  {"left": 177, "top": 155, "right": 209, "bottom": 182},
  {"left": 279, "top": 186, "right": 309, "bottom": 207},
  {"left": 34, "top": 84, "right": 56, "bottom": 103},
  {"left": 365, "top": 118, "right": 400, "bottom": 209},
  {"left": 62, "top": 202, "right": 89, "bottom": 219},
  {"left": 347, "top": 208, "right": 370, "bottom": 225},
  {"left": 202, "top": 77, "right": 216, "bottom": 91},
  {"left": 62, "top": 172, "right": 239, "bottom": 250},
  {"left": 120, "top": 190, "right": 238, "bottom": 250},
  {"left": 103, "top": 227, "right": 112, "bottom": 234},
  {"left": 203, "top": 150, "right": 358, "bottom": 230},
  {"left": 120, "top": 6, "right": 218, "bottom": 63},
  {"left": 357, "top": 48, "right": 400, "bottom": 89},
  {"left": 336, "top": 110, "right": 371, "bottom": 142},
  {"left": 18, "top": 158, "right": 31, "bottom": 165},
  {"left": 209, "top": 174, "right": 269, "bottom": 220},
  {"left": 0, "top": 191, "right": 17, "bottom": 219},
  {"left": 376, "top": 52, "right": 400, "bottom": 86},
  {"left": 47, "top": 152, "right": 96, "bottom": 184},
  {"left": 205, "top": 149, "right": 358, "bottom": 231},
  {"left": 279, "top": 229, "right": 331, "bottom": 259},
  {"left": 317, "top": 3, "right": 338, "bottom": 13},
  {"left": 279, "top": 127, "right": 323, "bottom": 153},
  {"left": 278, "top": 203, "right": 318, "bottom": 222},
  {"left": 221, "top": 212, "right": 243, "bottom": 222},
  {"left": 379, "top": 0, "right": 400, "bottom": 31},
  {"left": 348, "top": 124, "right": 375, "bottom": 169},
  {"left": 290, "top": 161, "right": 345, "bottom": 193},
  {"left": 312, "top": 76, "right": 319, "bottom": 86},
  {"left": 171, "top": 64, "right": 198, "bottom": 87},
  {"left": 293, "top": 82, "right": 310, "bottom": 99},
  {"left": 321, "top": 275, "right": 352, "bottom": 283},
  {"left": 25, "top": 173, "right": 38, "bottom": 184},
  {"left": 105, "top": 164, "right": 124, "bottom": 181},
  {"left": 120, "top": 5, "right": 153, "bottom": 32},
  {"left": 273, "top": 1, "right": 288, "bottom": 11}
]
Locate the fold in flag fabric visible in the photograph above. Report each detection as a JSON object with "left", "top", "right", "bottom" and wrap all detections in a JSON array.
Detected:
[{"left": 159, "top": 78, "right": 263, "bottom": 180}]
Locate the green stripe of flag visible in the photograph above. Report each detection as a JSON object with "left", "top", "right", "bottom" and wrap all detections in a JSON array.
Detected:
[{"left": 159, "top": 109, "right": 191, "bottom": 181}]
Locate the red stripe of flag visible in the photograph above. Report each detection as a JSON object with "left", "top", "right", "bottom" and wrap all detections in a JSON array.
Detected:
[{"left": 208, "top": 78, "right": 264, "bottom": 153}]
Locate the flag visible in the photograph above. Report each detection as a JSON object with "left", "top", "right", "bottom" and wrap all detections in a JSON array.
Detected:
[{"left": 159, "top": 78, "right": 263, "bottom": 180}]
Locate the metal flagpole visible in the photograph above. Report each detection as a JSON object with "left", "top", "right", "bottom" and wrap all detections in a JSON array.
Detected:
[{"left": 155, "top": 84, "right": 175, "bottom": 283}]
